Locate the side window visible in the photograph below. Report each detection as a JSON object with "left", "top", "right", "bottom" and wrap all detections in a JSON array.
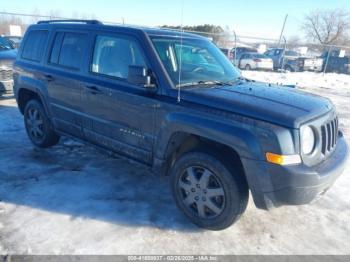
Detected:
[
  {"left": 22, "top": 30, "right": 48, "bottom": 62},
  {"left": 49, "top": 32, "right": 64, "bottom": 64},
  {"left": 49, "top": 32, "right": 87, "bottom": 69},
  {"left": 91, "top": 35, "right": 146, "bottom": 79}
]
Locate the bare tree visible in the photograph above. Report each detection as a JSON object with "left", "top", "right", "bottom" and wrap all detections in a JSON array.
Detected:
[{"left": 302, "top": 9, "right": 350, "bottom": 45}]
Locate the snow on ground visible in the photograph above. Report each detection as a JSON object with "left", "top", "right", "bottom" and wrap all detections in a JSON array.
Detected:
[{"left": 0, "top": 71, "right": 350, "bottom": 255}]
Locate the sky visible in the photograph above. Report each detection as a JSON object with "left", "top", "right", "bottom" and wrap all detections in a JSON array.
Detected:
[{"left": 1, "top": 0, "right": 350, "bottom": 39}]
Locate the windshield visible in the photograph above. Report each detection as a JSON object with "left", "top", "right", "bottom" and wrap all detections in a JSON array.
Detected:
[
  {"left": 151, "top": 36, "right": 240, "bottom": 87},
  {"left": 251, "top": 53, "right": 268, "bottom": 58},
  {"left": 285, "top": 50, "right": 298, "bottom": 57},
  {"left": 0, "top": 37, "right": 15, "bottom": 51}
]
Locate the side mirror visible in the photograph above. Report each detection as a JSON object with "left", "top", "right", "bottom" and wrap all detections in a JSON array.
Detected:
[{"left": 127, "top": 66, "right": 156, "bottom": 90}]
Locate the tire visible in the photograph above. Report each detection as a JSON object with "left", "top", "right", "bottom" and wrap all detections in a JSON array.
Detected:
[
  {"left": 170, "top": 151, "right": 248, "bottom": 230},
  {"left": 24, "top": 99, "right": 60, "bottom": 148},
  {"left": 245, "top": 64, "right": 251, "bottom": 70},
  {"left": 284, "top": 65, "right": 293, "bottom": 72}
]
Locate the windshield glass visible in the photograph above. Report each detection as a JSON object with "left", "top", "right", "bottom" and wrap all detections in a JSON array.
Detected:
[
  {"left": 151, "top": 36, "right": 240, "bottom": 87},
  {"left": 0, "top": 37, "right": 14, "bottom": 51},
  {"left": 285, "top": 50, "right": 298, "bottom": 56}
]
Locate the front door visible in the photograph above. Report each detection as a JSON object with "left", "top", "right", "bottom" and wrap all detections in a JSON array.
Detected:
[{"left": 81, "top": 33, "right": 157, "bottom": 164}]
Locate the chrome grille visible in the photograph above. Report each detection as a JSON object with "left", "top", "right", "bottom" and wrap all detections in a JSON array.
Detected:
[
  {"left": 0, "top": 69, "right": 13, "bottom": 81},
  {"left": 321, "top": 117, "right": 338, "bottom": 155}
]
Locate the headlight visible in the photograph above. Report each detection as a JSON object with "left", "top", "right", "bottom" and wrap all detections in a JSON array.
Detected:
[{"left": 301, "top": 126, "right": 315, "bottom": 155}]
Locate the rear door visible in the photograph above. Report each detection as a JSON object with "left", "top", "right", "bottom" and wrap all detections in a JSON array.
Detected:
[
  {"left": 80, "top": 32, "right": 157, "bottom": 164},
  {"left": 44, "top": 31, "right": 89, "bottom": 138}
]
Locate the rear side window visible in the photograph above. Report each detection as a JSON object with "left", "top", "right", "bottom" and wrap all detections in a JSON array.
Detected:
[
  {"left": 91, "top": 35, "right": 146, "bottom": 79},
  {"left": 49, "top": 32, "right": 87, "bottom": 69},
  {"left": 22, "top": 30, "right": 48, "bottom": 62}
]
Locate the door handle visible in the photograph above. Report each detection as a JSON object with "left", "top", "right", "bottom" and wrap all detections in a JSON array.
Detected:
[
  {"left": 85, "top": 85, "right": 103, "bottom": 95},
  {"left": 44, "top": 74, "right": 54, "bottom": 82}
]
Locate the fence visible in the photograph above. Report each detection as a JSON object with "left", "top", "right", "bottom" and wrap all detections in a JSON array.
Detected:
[{"left": 1, "top": 11, "right": 350, "bottom": 74}]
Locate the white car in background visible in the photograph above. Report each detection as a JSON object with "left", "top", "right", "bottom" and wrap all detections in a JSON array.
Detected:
[{"left": 239, "top": 52, "right": 273, "bottom": 71}]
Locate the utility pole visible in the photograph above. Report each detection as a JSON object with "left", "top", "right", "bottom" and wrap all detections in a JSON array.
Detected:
[
  {"left": 277, "top": 14, "right": 288, "bottom": 47},
  {"left": 232, "top": 29, "right": 237, "bottom": 66}
]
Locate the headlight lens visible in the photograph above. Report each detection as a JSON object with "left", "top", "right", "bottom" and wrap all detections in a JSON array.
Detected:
[{"left": 301, "top": 126, "right": 315, "bottom": 155}]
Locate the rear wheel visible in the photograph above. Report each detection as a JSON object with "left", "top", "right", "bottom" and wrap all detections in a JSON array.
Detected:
[
  {"left": 24, "top": 100, "right": 60, "bottom": 148},
  {"left": 170, "top": 151, "right": 248, "bottom": 230},
  {"left": 245, "top": 64, "right": 251, "bottom": 70}
]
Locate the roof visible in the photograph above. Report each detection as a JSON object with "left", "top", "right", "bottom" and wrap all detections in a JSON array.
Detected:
[{"left": 32, "top": 20, "right": 205, "bottom": 40}]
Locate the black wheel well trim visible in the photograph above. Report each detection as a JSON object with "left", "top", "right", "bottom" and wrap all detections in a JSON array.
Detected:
[
  {"left": 157, "top": 131, "right": 249, "bottom": 188},
  {"left": 17, "top": 87, "right": 50, "bottom": 117}
]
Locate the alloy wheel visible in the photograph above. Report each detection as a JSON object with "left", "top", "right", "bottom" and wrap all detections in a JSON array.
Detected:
[
  {"left": 178, "top": 166, "right": 225, "bottom": 219},
  {"left": 26, "top": 108, "right": 45, "bottom": 142}
]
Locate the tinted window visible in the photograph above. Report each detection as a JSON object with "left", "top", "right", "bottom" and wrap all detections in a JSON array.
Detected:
[
  {"left": 91, "top": 35, "right": 146, "bottom": 79},
  {"left": 0, "top": 36, "right": 14, "bottom": 50},
  {"left": 22, "top": 30, "right": 48, "bottom": 62},
  {"left": 49, "top": 32, "right": 64, "bottom": 64},
  {"left": 285, "top": 51, "right": 298, "bottom": 56},
  {"left": 49, "top": 32, "right": 87, "bottom": 69},
  {"left": 253, "top": 54, "right": 268, "bottom": 58}
]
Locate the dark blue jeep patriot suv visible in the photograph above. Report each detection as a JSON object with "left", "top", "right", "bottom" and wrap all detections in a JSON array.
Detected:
[{"left": 13, "top": 20, "right": 349, "bottom": 230}]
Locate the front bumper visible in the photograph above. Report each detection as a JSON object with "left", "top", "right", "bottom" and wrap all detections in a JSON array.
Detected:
[
  {"left": 242, "top": 132, "right": 349, "bottom": 210},
  {"left": 0, "top": 79, "right": 14, "bottom": 94}
]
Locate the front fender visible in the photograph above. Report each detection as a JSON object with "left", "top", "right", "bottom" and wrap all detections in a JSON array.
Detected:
[{"left": 154, "top": 112, "right": 264, "bottom": 161}]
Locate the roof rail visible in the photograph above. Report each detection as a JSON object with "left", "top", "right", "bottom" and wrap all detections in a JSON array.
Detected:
[{"left": 37, "top": 19, "right": 102, "bottom": 25}]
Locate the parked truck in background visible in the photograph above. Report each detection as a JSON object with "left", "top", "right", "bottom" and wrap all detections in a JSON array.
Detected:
[
  {"left": 321, "top": 49, "right": 350, "bottom": 74},
  {"left": 265, "top": 48, "right": 323, "bottom": 72}
]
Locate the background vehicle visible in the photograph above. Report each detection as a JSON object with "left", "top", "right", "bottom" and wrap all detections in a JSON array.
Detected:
[
  {"left": 265, "top": 48, "right": 323, "bottom": 72},
  {"left": 13, "top": 20, "right": 349, "bottom": 230},
  {"left": 3, "top": 36, "right": 22, "bottom": 49},
  {"left": 238, "top": 52, "right": 273, "bottom": 71},
  {"left": 0, "top": 36, "right": 17, "bottom": 96},
  {"left": 231, "top": 46, "right": 258, "bottom": 64},
  {"left": 321, "top": 49, "right": 350, "bottom": 74},
  {"left": 219, "top": 48, "right": 234, "bottom": 61}
]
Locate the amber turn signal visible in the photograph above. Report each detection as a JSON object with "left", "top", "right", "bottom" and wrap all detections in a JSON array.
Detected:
[{"left": 266, "top": 152, "right": 301, "bottom": 165}]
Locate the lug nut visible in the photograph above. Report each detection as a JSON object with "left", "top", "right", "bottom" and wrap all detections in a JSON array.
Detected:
[
  {"left": 202, "top": 197, "right": 206, "bottom": 201},
  {"left": 195, "top": 196, "right": 199, "bottom": 201},
  {"left": 191, "top": 188, "right": 196, "bottom": 193}
]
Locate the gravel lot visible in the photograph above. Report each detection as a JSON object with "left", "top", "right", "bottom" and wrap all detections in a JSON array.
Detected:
[{"left": 0, "top": 71, "right": 349, "bottom": 255}]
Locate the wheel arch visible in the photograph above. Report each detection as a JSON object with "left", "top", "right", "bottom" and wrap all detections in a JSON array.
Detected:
[
  {"left": 16, "top": 83, "right": 51, "bottom": 117},
  {"left": 153, "top": 113, "right": 263, "bottom": 191}
]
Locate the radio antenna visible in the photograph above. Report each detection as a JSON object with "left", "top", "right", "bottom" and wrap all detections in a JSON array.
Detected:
[{"left": 177, "top": 0, "right": 184, "bottom": 103}]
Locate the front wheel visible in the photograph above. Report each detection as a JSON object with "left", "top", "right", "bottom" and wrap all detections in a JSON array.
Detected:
[
  {"left": 170, "top": 151, "right": 248, "bottom": 230},
  {"left": 245, "top": 64, "right": 251, "bottom": 70},
  {"left": 24, "top": 99, "right": 60, "bottom": 148}
]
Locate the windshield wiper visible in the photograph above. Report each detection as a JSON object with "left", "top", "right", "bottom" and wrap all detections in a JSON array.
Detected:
[
  {"left": 177, "top": 81, "right": 216, "bottom": 88},
  {"left": 177, "top": 80, "right": 234, "bottom": 88}
]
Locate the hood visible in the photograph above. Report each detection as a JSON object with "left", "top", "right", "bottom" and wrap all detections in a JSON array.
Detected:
[
  {"left": 183, "top": 82, "right": 333, "bottom": 128},
  {"left": 0, "top": 49, "right": 17, "bottom": 60}
]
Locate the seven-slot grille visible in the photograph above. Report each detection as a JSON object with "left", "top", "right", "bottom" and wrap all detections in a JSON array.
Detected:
[
  {"left": 0, "top": 69, "right": 13, "bottom": 81},
  {"left": 321, "top": 117, "right": 338, "bottom": 155}
]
